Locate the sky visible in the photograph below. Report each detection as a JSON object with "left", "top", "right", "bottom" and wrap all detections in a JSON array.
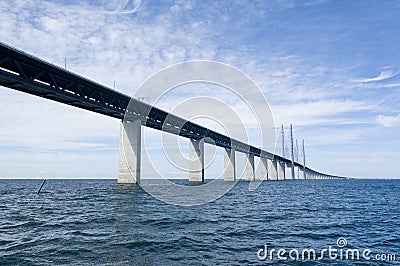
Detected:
[{"left": 0, "top": 0, "right": 399, "bottom": 179}]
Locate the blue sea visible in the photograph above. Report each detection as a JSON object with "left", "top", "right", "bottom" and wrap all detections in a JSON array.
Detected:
[{"left": 0, "top": 179, "right": 399, "bottom": 265}]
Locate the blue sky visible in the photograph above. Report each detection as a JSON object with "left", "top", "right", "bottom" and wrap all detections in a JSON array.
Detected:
[{"left": 0, "top": 0, "right": 399, "bottom": 178}]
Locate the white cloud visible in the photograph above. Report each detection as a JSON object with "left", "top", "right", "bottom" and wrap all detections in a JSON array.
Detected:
[
  {"left": 356, "top": 69, "right": 399, "bottom": 83},
  {"left": 376, "top": 114, "right": 400, "bottom": 127},
  {"left": 300, "top": 128, "right": 363, "bottom": 146},
  {"left": 375, "top": 83, "right": 400, "bottom": 89},
  {"left": 271, "top": 100, "right": 371, "bottom": 127}
]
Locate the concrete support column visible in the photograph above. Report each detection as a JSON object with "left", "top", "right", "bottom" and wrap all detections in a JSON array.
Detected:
[
  {"left": 259, "top": 157, "right": 268, "bottom": 180},
  {"left": 118, "top": 120, "right": 141, "bottom": 184},
  {"left": 189, "top": 139, "right": 205, "bottom": 182},
  {"left": 278, "top": 161, "right": 285, "bottom": 180},
  {"left": 245, "top": 153, "right": 255, "bottom": 181},
  {"left": 287, "top": 162, "right": 295, "bottom": 180},
  {"left": 224, "top": 147, "right": 236, "bottom": 181},
  {"left": 269, "top": 159, "right": 278, "bottom": 180}
]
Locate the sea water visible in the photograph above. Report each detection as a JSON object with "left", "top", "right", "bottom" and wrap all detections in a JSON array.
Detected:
[{"left": 0, "top": 179, "right": 399, "bottom": 265}]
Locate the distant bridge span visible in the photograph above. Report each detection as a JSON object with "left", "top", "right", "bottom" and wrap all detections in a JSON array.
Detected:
[{"left": 0, "top": 42, "right": 346, "bottom": 182}]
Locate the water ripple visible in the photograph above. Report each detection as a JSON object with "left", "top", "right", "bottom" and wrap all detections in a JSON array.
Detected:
[{"left": 0, "top": 179, "right": 399, "bottom": 265}]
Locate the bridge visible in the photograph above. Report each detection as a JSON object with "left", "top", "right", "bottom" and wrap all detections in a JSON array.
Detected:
[{"left": 0, "top": 42, "right": 346, "bottom": 183}]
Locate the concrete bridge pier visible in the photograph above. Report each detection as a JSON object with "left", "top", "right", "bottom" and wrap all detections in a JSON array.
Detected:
[
  {"left": 224, "top": 147, "right": 236, "bottom": 181},
  {"left": 287, "top": 162, "right": 295, "bottom": 180},
  {"left": 269, "top": 159, "right": 278, "bottom": 180},
  {"left": 278, "top": 161, "right": 285, "bottom": 180},
  {"left": 245, "top": 153, "right": 255, "bottom": 181},
  {"left": 259, "top": 157, "right": 268, "bottom": 180},
  {"left": 118, "top": 120, "right": 141, "bottom": 184},
  {"left": 189, "top": 139, "right": 205, "bottom": 182},
  {"left": 300, "top": 167, "right": 304, "bottom": 179}
]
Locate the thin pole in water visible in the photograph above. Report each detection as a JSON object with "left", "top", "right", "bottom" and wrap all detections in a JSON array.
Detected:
[{"left": 37, "top": 179, "right": 46, "bottom": 194}]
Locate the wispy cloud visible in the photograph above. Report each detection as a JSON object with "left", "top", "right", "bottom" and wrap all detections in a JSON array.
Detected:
[
  {"left": 376, "top": 114, "right": 400, "bottom": 127},
  {"left": 374, "top": 83, "right": 400, "bottom": 89},
  {"left": 271, "top": 99, "right": 372, "bottom": 127},
  {"left": 356, "top": 69, "right": 399, "bottom": 83}
]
